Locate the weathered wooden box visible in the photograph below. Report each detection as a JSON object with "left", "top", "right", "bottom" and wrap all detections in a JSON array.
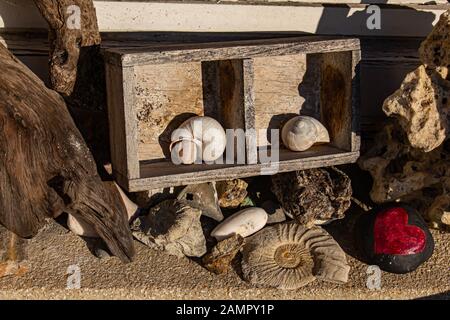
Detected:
[{"left": 103, "top": 37, "right": 361, "bottom": 192}]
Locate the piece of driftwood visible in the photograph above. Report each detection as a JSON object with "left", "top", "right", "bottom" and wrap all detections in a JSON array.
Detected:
[
  {"left": 104, "top": 36, "right": 361, "bottom": 192},
  {"left": 34, "top": 0, "right": 101, "bottom": 96},
  {"left": 0, "top": 44, "right": 134, "bottom": 262},
  {"left": 35, "top": 0, "right": 112, "bottom": 174},
  {"left": 0, "top": 225, "right": 29, "bottom": 278}
]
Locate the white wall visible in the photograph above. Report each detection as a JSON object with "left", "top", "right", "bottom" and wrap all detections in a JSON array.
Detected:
[
  {"left": 0, "top": 0, "right": 447, "bottom": 138},
  {"left": 0, "top": 0, "right": 446, "bottom": 36}
]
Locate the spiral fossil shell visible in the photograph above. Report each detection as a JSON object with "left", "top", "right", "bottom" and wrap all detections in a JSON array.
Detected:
[
  {"left": 281, "top": 116, "right": 330, "bottom": 151},
  {"left": 241, "top": 223, "right": 350, "bottom": 290}
]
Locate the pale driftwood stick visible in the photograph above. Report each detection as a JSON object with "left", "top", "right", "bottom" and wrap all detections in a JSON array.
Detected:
[
  {"left": 0, "top": 225, "right": 28, "bottom": 278},
  {"left": 34, "top": 0, "right": 101, "bottom": 96},
  {"left": 0, "top": 44, "right": 134, "bottom": 262}
]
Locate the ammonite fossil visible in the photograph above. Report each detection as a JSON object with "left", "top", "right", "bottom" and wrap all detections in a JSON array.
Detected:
[{"left": 241, "top": 222, "right": 350, "bottom": 290}]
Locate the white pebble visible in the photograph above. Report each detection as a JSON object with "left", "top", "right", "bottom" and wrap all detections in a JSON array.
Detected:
[{"left": 211, "top": 207, "right": 268, "bottom": 241}]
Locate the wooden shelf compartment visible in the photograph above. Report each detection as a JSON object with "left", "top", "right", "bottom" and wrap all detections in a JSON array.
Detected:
[{"left": 103, "top": 36, "right": 361, "bottom": 192}]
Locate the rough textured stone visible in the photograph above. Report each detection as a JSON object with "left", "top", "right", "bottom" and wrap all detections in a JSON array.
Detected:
[
  {"left": 202, "top": 234, "right": 245, "bottom": 275},
  {"left": 382, "top": 66, "right": 450, "bottom": 152},
  {"left": 359, "top": 124, "right": 450, "bottom": 232},
  {"left": 360, "top": 10, "right": 450, "bottom": 232},
  {"left": 419, "top": 9, "right": 450, "bottom": 78},
  {"left": 131, "top": 200, "right": 206, "bottom": 258},
  {"left": 359, "top": 123, "right": 450, "bottom": 203},
  {"left": 427, "top": 194, "right": 450, "bottom": 231},
  {"left": 271, "top": 167, "right": 352, "bottom": 227},
  {"left": 216, "top": 179, "right": 248, "bottom": 208}
]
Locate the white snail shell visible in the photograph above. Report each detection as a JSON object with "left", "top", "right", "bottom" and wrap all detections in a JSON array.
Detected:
[
  {"left": 170, "top": 116, "right": 226, "bottom": 164},
  {"left": 281, "top": 116, "right": 330, "bottom": 151}
]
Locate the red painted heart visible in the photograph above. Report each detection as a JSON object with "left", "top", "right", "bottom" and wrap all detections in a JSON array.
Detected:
[{"left": 374, "top": 207, "right": 426, "bottom": 255}]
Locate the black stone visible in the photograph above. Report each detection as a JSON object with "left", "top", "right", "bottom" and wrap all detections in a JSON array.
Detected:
[{"left": 356, "top": 203, "right": 434, "bottom": 274}]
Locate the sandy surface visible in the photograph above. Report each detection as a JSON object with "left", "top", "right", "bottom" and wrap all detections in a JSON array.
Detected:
[{"left": 0, "top": 210, "right": 448, "bottom": 300}]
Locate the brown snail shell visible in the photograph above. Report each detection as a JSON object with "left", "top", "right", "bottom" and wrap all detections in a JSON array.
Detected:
[{"left": 241, "top": 223, "right": 350, "bottom": 290}]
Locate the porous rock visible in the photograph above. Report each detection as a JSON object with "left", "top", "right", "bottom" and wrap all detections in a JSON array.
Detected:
[
  {"left": 271, "top": 167, "right": 352, "bottom": 227},
  {"left": 130, "top": 200, "right": 206, "bottom": 258},
  {"left": 216, "top": 179, "right": 248, "bottom": 208},
  {"left": 202, "top": 234, "right": 245, "bottom": 275},
  {"left": 419, "top": 9, "right": 450, "bottom": 77},
  {"left": 359, "top": 9, "right": 450, "bottom": 232},
  {"left": 382, "top": 65, "right": 449, "bottom": 152},
  {"left": 359, "top": 122, "right": 450, "bottom": 204}
]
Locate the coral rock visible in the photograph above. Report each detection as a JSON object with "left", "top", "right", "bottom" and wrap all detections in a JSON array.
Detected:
[
  {"left": 359, "top": 9, "right": 450, "bottom": 232},
  {"left": 419, "top": 9, "right": 450, "bottom": 77},
  {"left": 382, "top": 65, "right": 450, "bottom": 152},
  {"left": 426, "top": 191, "right": 450, "bottom": 231},
  {"left": 202, "top": 234, "right": 245, "bottom": 274},
  {"left": 358, "top": 123, "right": 450, "bottom": 203},
  {"left": 271, "top": 167, "right": 352, "bottom": 227},
  {"left": 131, "top": 200, "right": 206, "bottom": 258},
  {"left": 216, "top": 179, "right": 248, "bottom": 208}
]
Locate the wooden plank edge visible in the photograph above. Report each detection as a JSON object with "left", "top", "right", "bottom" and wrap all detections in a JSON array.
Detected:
[
  {"left": 351, "top": 49, "right": 362, "bottom": 152},
  {"left": 103, "top": 37, "right": 361, "bottom": 67},
  {"left": 127, "top": 151, "right": 360, "bottom": 191}
]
